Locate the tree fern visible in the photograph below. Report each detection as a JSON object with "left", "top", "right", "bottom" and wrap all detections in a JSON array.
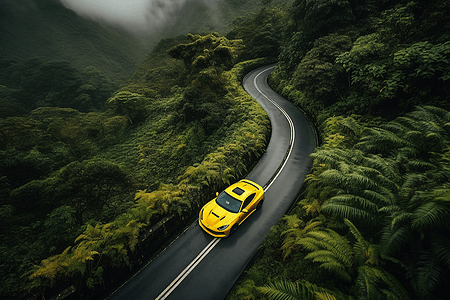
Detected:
[
  {"left": 134, "top": 184, "right": 189, "bottom": 218},
  {"left": 323, "top": 116, "right": 364, "bottom": 148},
  {"left": 387, "top": 209, "right": 412, "bottom": 229},
  {"left": 406, "top": 158, "right": 436, "bottom": 172},
  {"left": 356, "top": 165, "right": 397, "bottom": 191},
  {"left": 345, "top": 219, "right": 380, "bottom": 267},
  {"left": 409, "top": 250, "right": 446, "bottom": 300},
  {"left": 356, "top": 265, "right": 410, "bottom": 300},
  {"left": 310, "top": 148, "right": 354, "bottom": 170},
  {"left": 305, "top": 250, "right": 353, "bottom": 282},
  {"left": 411, "top": 200, "right": 450, "bottom": 231},
  {"left": 301, "top": 106, "right": 450, "bottom": 299},
  {"left": 281, "top": 218, "right": 322, "bottom": 259},
  {"left": 118, "top": 219, "right": 145, "bottom": 252},
  {"left": 357, "top": 127, "right": 411, "bottom": 156},
  {"left": 322, "top": 200, "right": 379, "bottom": 227},
  {"left": 260, "top": 280, "right": 350, "bottom": 300},
  {"left": 318, "top": 168, "right": 374, "bottom": 191},
  {"left": 260, "top": 279, "right": 354, "bottom": 300},
  {"left": 361, "top": 189, "right": 394, "bottom": 206},
  {"left": 302, "top": 198, "right": 323, "bottom": 216},
  {"left": 233, "top": 279, "right": 257, "bottom": 300},
  {"left": 330, "top": 195, "right": 379, "bottom": 213},
  {"left": 417, "top": 106, "right": 450, "bottom": 122},
  {"left": 297, "top": 229, "right": 353, "bottom": 282},
  {"left": 400, "top": 173, "right": 428, "bottom": 194},
  {"left": 379, "top": 222, "right": 412, "bottom": 257},
  {"left": 431, "top": 233, "right": 450, "bottom": 271},
  {"left": 382, "top": 121, "right": 408, "bottom": 135},
  {"left": 356, "top": 266, "right": 384, "bottom": 300},
  {"left": 281, "top": 217, "right": 412, "bottom": 298},
  {"left": 28, "top": 247, "right": 72, "bottom": 286},
  {"left": 258, "top": 280, "right": 314, "bottom": 300},
  {"left": 29, "top": 243, "right": 100, "bottom": 288}
]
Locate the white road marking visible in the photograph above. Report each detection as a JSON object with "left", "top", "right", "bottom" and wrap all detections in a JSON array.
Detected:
[
  {"left": 155, "top": 65, "right": 296, "bottom": 299},
  {"left": 155, "top": 237, "right": 221, "bottom": 300},
  {"left": 253, "top": 66, "right": 296, "bottom": 192}
]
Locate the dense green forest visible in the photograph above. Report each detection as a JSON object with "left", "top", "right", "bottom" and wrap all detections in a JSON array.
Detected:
[
  {"left": 227, "top": 0, "right": 450, "bottom": 300},
  {"left": 1, "top": 0, "right": 450, "bottom": 299},
  {"left": 0, "top": 35, "right": 272, "bottom": 299},
  {"left": 0, "top": 1, "right": 284, "bottom": 298}
]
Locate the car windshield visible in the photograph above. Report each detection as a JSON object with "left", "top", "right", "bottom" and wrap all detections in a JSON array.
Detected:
[{"left": 216, "top": 192, "right": 242, "bottom": 213}]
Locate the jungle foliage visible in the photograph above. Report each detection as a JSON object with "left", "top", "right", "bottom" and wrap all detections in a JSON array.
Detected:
[
  {"left": 227, "top": 1, "right": 450, "bottom": 300},
  {"left": 1, "top": 1, "right": 282, "bottom": 299},
  {"left": 271, "top": 0, "right": 450, "bottom": 124},
  {"left": 3, "top": 0, "right": 450, "bottom": 299},
  {"left": 1, "top": 29, "right": 272, "bottom": 298},
  {"left": 0, "top": 59, "right": 118, "bottom": 117}
]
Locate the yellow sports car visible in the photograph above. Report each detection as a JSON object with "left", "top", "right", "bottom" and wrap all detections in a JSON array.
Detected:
[{"left": 199, "top": 179, "right": 264, "bottom": 237}]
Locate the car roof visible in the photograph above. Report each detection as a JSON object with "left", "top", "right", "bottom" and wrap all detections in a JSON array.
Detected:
[{"left": 224, "top": 180, "right": 261, "bottom": 201}]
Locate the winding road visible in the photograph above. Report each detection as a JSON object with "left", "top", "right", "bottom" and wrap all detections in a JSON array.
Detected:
[{"left": 106, "top": 65, "right": 317, "bottom": 300}]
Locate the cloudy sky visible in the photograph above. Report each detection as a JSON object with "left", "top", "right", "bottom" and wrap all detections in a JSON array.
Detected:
[{"left": 59, "top": 0, "right": 219, "bottom": 35}]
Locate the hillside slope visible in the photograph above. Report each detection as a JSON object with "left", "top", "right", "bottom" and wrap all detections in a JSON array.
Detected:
[
  {"left": 0, "top": 0, "right": 149, "bottom": 83},
  {"left": 0, "top": 0, "right": 292, "bottom": 84}
]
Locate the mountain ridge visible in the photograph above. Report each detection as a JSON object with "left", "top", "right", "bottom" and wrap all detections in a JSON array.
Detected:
[{"left": 0, "top": 0, "right": 149, "bottom": 83}]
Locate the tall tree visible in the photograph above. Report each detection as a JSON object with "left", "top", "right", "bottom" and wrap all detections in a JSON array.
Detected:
[
  {"left": 106, "top": 91, "right": 149, "bottom": 126},
  {"left": 57, "top": 160, "right": 133, "bottom": 224}
]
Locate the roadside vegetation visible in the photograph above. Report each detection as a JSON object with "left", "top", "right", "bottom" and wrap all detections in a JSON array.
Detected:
[
  {"left": 227, "top": 1, "right": 450, "bottom": 300},
  {"left": 0, "top": 29, "right": 274, "bottom": 300}
]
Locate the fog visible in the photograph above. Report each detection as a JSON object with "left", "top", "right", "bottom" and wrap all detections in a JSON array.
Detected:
[{"left": 59, "top": 0, "right": 222, "bottom": 35}]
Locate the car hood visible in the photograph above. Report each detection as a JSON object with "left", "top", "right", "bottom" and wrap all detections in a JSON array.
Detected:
[{"left": 202, "top": 201, "right": 236, "bottom": 227}]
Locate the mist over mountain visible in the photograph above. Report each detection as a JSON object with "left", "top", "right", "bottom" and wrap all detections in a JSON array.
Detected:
[
  {"left": 58, "top": 0, "right": 223, "bottom": 36},
  {"left": 0, "top": 0, "right": 287, "bottom": 82},
  {"left": 57, "top": 0, "right": 283, "bottom": 40},
  {"left": 0, "top": 0, "right": 150, "bottom": 82}
]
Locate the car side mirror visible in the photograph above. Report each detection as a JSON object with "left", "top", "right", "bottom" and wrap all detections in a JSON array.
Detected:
[
  {"left": 242, "top": 209, "right": 249, "bottom": 213},
  {"left": 216, "top": 192, "right": 219, "bottom": 196}
]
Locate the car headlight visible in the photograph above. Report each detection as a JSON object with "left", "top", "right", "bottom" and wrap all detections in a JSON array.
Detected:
[
  {"left": 217, "top": 224, "right": 229, "bottom": 231},
  {"left": 200, "top": 208, "right": 204, "bottom": 220}
]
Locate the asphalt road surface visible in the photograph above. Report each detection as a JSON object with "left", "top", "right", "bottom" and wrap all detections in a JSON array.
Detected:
[{"left": 106, "top": 65, "right": 317, "bottom": 300}]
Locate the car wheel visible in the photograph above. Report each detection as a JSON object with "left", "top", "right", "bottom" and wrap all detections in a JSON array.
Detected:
[
  {"left": 229, "top": 224, "right": 238, "bottom": 236},
  {"left": 256, "top": 199, "right": 264, "bottom": 210}
]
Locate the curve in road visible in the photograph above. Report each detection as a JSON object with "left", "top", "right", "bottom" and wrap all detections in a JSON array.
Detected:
[{"left": 106, "top": 65, "right": 317, "bottom": 300}]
